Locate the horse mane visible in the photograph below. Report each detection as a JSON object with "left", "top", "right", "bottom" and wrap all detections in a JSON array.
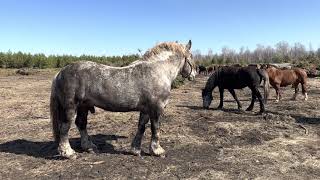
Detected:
[
  {"left": 143, "top": 42, "right": 187, "bottom": 60},
  {"left": 204, "top": 68, "right": 219, "bottom": 92}
]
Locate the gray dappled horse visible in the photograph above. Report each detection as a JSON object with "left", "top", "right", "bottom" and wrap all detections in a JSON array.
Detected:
[{"left": 50, "top": 40, "right": 196, "bottom": 159}]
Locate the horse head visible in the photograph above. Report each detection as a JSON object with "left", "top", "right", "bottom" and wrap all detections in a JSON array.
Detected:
[
  {"left": 202, "top": 88, "right": 213, "bottom": 109},
  {"left": 180, "top": 40, "right": 196, "bottom": 81}
]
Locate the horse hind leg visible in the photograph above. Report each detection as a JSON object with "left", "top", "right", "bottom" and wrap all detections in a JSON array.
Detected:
[
  {"left": 246, "top": 91, "right": 256, "bottom": 111},
  {"left": 254, "top": 87, "right": 265, "bottom": 114},
  {"left": 302, "top": 82, "right": 308, "bottom": 101},
  {"left": 291, "top": 83, "right": 299, "bottom": 100},
  {"left": 247, "top": 86, "right": 265, "bottom": 113},
  {"left": 75, "top": 106, "right": 98, "bottom": 153},
  {"left": 58, "top": 107, "right": 77, "bottom": 159}
]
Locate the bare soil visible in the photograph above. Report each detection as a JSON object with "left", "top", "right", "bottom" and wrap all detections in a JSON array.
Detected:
[{"left": 0, "top": 70, "right": 319, "bottom": 180}]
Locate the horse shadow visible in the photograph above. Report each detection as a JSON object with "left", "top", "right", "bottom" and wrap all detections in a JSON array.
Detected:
[
  {"left": 176, "top": 105, "right": 203, "bottom": 110},
  {"left": 0, "top": 134, "right": 129, "bottom": 159},
  {"left": 176, "top": 105, "right": 254, "bottom": 115},
  {"left": 294, "top": 115, "right": 320, "bottom": 125},
  {"left": 266, "top": 110, "right": 320, "bottom": 125}
]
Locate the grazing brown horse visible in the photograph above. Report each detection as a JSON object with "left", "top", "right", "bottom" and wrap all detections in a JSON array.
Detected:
[{"left": 262, "top": 65, "right": 308, "bottom": 102}]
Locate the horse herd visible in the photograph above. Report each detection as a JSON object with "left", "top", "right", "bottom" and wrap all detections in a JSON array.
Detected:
[{"left": 50, "top": 41, "right": 308, "bottom": 159}]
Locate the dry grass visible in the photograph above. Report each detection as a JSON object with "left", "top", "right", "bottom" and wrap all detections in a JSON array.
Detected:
[{"left": 0, "top": 71, "right": 319, "bottom": 179}]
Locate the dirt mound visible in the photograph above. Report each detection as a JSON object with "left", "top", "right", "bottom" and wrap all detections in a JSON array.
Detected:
[{"left": 16, "top": 68, "right": 39, "bottom": 75}]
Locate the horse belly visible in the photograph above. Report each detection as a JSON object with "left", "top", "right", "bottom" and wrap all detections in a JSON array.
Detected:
[
  {"left": 280, "top": 79, "right": 293, "bottom": 87},
  {"left": 89, "top": 93, "right": 140, "bottom": 112},
  {"left": 97, "top": 100, "right": 139, "bottom": 112},
  {"left": 222, "top": 83, "right": 246, "bottom": 90}
]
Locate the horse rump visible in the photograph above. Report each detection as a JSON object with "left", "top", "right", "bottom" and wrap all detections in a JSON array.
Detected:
[{"left": 50, "top": 75, "right": 65, "bottom": 143}]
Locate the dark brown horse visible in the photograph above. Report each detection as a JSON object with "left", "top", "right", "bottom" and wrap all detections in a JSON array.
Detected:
[
  {"left": 262, "top": 65, "right": 308, "bottom": 102},
  {"left": 197, "top": 65, "right": 207, "bottom": 75},
  {"left": 207, "top": 66, "right": 214, "bottom": 75},
  {"left": 202, "top": 66, "right": 270, "bottom": 114}
]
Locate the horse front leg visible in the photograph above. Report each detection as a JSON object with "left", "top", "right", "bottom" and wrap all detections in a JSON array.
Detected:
[
  {"left": 131, "top": 112, "right": 149, "bottom": 156},
  {"left": 228, "top": 89, "right": 242, "bottom": 110},
  {"left": 217, "top": 88, "right": 224, "bottom": 109},
  {"left": 75, "top": 106, "right": 98, "bottom": 153},
  {"left": 149, "top": 112, "right": 165, "bottom": 157}
]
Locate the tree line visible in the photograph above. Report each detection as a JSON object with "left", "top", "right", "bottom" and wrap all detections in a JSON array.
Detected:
[
  {"left": 0, "top": 51, "right": 139, "bottom": 68},
  {"left": 1, "top": 41, "right": 319, "bottom": 69},
  {"left": 193, "top": 41, "right": 320, "bottom": 69}
]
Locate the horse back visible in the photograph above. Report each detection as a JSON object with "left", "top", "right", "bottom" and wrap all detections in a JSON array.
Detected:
[
  {"left": 217, "top": 66, "right": 260, "bottom": 89},
  {"left": 268, "top": 67, "right": 307, "bottom": 87}
]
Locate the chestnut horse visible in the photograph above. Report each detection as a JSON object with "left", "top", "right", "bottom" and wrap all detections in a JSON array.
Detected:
[{"left": 262, "top": 65, "right": 308, "bottom": 102}]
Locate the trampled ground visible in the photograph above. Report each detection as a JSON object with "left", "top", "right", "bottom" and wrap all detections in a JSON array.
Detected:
[{"left": 0, "top": 70, "right": 319, "bottom": 179}]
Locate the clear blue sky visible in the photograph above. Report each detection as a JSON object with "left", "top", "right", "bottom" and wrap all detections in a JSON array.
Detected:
[{"left": 0, "top": 0, "right": 319, "bottom": 56}]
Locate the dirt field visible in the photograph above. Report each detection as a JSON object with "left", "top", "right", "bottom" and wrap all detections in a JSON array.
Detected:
[{"left": 0, "top": 70, "right": 319, "bottom": 179}]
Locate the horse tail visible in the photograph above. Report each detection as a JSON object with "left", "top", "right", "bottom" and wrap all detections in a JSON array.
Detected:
[
  {"left": 50, "top": 73, "right": 64, "bottom": 143},
  {"left": 258, "top": 69, "right": 270, "bottom": 104}
]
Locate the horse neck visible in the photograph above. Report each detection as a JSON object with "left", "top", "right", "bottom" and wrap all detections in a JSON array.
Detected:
[
  {"left": 148, "top": 52, "right": 186, "bottom": 82},
  {"left": 204, "top": 72, "right": 217, "bottom": 92}
]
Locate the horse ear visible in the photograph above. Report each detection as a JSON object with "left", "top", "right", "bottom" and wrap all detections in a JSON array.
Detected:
[{"left": 186, "top": 40, "right": 192, "bottom": 50}]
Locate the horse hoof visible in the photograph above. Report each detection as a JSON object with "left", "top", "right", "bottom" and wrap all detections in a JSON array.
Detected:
[
  {"left": 256, "top": 111, "right": 264, "bottom": 115},
  {"left": 58, "top": 146, "right": 77, "bottom": 159},
  {"left": 130, "top": 147, "right": 142, "bottom": 157},
  {"left": 82, "top": 142, "right": 98, "bottom": 154},
  {"left": 87, "top": 147, "right": 99, "bottom": 154},
  {"left": 59, "top": 151, "right": 77, "bottom": 160},
  {"left": 69, "top": 153, "right": 78, "bottom": 160},
  {"left": 150, "top": 143, "right": 166, "bottom": 157},
  {"left": 246, "top": 107, "right": 253, "bottom": 111}
]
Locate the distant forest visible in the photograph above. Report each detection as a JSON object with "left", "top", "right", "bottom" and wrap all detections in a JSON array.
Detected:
[
  {"left": 0, "top": 41, "right": 319, "bottom": 69},
  {"left": 0, "top": 52, "right": 140, "bottom": 68},
  {"left": 194, "top": 41, "right": 320, "bottom": 68}
]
